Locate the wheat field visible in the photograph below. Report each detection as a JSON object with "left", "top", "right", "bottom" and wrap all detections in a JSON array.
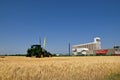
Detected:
[{"left": 0, "top": 56, "right": 120, "bottom": 80}]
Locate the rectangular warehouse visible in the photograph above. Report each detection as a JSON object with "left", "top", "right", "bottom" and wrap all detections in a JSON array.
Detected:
[{"left": 72, "top": 37, "right": 101, "bottom": 55}]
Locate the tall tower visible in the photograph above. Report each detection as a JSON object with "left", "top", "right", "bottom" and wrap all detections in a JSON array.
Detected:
[{"left": 94, "top": 37, "right": 101, "bottom": 50}]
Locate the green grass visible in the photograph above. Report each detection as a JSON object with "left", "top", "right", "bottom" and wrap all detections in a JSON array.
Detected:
[{"left": 106, "top": 72, "right": 120, "bottom": 80}]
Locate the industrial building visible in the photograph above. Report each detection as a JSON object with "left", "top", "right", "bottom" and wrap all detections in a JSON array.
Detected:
[{"left": 72, "top": 37, "right": 101, "bottom": 55}]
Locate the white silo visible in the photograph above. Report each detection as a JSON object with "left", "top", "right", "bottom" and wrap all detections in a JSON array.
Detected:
[{"left": 94, "top": 37, "right": 101, "bottom": 50}]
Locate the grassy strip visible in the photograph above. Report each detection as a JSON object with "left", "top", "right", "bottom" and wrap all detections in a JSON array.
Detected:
[{"left": 106, "top": 72, "right": 120, "bottom": 80}]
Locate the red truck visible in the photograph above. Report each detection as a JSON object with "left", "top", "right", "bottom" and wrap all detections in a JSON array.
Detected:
[{"left": 96, "top": 49, "right": 108, "bottom": 56}]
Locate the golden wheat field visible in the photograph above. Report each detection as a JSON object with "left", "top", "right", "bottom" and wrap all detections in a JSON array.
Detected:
[{"left": 0, "top": 56, "right": 120, "bottom": 80}]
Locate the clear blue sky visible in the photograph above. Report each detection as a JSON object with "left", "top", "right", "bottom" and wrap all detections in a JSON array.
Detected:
[{"left": 0, "top": 0, "right": 120, "bottom": 54}]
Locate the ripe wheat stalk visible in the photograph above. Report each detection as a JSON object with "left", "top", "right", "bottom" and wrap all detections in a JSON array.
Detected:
[{"left": 0, "top": 56, "right": 120, "bottom": 80}]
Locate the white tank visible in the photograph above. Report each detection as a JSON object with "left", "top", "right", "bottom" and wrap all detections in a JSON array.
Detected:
[
  {"left": 94, "top": 37, "right": 101, "bottom": 49},
  {"left": 94, "top": 37, "right": 101, "bottom": 43},
  {"left": 72, "top": 48, "right": 89, "bottom": 55}
]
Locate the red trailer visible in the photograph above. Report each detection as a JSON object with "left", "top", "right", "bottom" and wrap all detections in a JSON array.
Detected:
[{"left": 96, "top": 49, "right": 108, "bottom": 56}]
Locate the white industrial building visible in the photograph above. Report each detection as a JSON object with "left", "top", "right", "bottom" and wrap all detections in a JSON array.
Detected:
[{"left": 72, "top": 37, "right": 101, "bottom": 55}]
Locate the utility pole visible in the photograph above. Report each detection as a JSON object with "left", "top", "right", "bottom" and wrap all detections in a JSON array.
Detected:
[
  {"left": 69, "top": 43, "right": 71, "bottom": 56},
  {"left": 43, "top": 37, "right": 46, "bottom": 49},
  {"left": 39, "top": 37, "right": 41, "bottom": 46}
]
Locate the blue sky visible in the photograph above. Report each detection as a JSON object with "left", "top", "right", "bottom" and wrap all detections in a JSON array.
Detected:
[{"left": 0, "top": 0, "right": 120, "bottom": 54}]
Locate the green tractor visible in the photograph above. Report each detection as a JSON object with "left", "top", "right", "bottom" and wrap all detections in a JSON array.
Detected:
[{"left": 26, "top": 45, "right": 52, "bottom": 58}]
